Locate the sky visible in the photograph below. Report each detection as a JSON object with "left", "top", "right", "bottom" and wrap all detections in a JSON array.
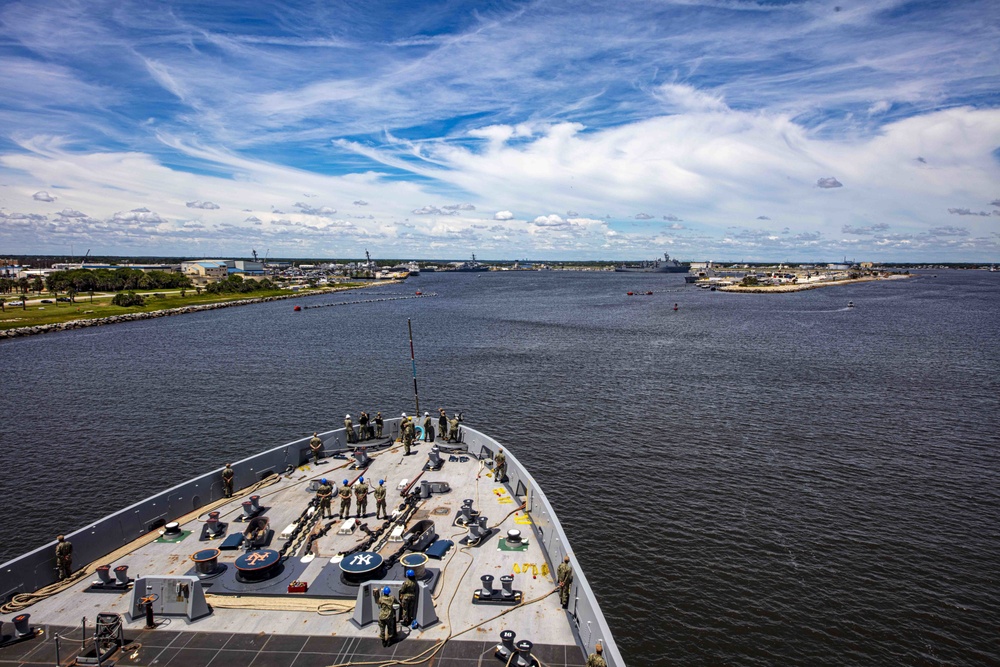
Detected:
[{"left": 1, "top": 0, "right": 999, "bottom": 262}]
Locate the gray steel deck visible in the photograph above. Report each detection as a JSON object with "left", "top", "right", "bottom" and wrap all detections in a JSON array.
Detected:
[{"left": 1, "top": 422, "right": 615, "bottom": 666}]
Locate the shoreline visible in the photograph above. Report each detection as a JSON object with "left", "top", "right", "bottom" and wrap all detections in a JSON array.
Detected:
[
  {"left": 718, "top": 274, "right": 911, "bottom": 293},
  {"left": 0, "top": 282, "right": 391, "bottom": 340}
]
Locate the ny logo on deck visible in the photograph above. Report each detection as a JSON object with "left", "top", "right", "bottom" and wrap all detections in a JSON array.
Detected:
[
  {"left": 245, "top": 552, "right": 271, "bottom": 566},
  {"left": 350, "top": 554, "right": 373, "bottom": 566}
]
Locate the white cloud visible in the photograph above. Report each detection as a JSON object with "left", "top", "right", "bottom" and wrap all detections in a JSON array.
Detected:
[
  {"left": 412, "top": 205, "right": 442, "bottom": 215},
  {"left": 817, "top": 177, "right": 843, "bottom": 189},
  {"left": 112, "top": 208, "right": 167, "bottom": 223},
  {"left": 948, "top": 207, "right": 992, "bottom": 216},
  {"left": 353, "top": 200, "right": 369, "bottom": 205},
  {"left": 494, "top": 210, "right": 514, "bottom": 220},
  {"left": 32, "top": 190, "right": 55, "bottom": 202},
  {"left": 186, "top": 200, "right": 220, "bottom": 209},
  {"left": 443, "top": 203, "right": 476, "bottom": 211},
  {"left": 56, "top": 208, "right": 87, "bottom": 218},
  {"left": 634, "top": 213, "right": 653, "bottom": 220}
]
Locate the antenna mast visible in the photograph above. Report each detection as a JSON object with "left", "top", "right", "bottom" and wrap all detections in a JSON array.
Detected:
[{"left": 408, "top": 319, "right": 420, "bottom": 415}]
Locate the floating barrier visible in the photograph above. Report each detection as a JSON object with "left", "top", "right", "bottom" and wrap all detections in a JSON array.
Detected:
[{"left": 297, "top": 293, "right": 437, "bottom": 311}]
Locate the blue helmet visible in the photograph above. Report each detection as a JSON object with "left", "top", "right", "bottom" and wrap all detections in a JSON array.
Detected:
[
  {"left": 406, "top": 569, "right": 415, "bottom": 578},
  {"left": 342, "top": 479, "right": 349, "bottom": 485},
  {"left": 378, "top": 479, "right": 385, "bottom": 485},
  {"left": 383, "top": 586, "right": 391, "bottom": 595},
  {"left": 320, "top": 478, "right": 327, "bottom": 484},
  {"left": 359, "top": 476, "right": 364, "bottom": 483}
]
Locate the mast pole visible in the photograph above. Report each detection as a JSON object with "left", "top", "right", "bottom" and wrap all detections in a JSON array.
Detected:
[{"left": 408, "top": 318, "right": 420, "bottom": 415}]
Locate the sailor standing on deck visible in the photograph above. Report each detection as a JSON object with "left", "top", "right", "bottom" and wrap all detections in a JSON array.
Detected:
[
  {"left": 374, "top": 585, "right": 399, "bottom": 646},
  {"left": 338, "top": 479, "right": 353, "bottom": 519},
  {"left": 586, "top": 643, "right": 607, "bottom": 667},
  {"left": 354, "top": 477, "right": 369, "bottom": 518},
  {"left": 438, "top": 408, "right": 448, "bottom": 441},
  {"left": 423, "top": 412, "right": 434, "bottom": 442},
  {"left": 221, "top": 463, "right": 235, "bottom": 498},
  {"left": 401, "top": 413, "right": 414, "bottom": 455},
  {"left": 399, "top": 569, "right": 418, "bottom": 624},
  {"left": 55, "top": 535, "right": 73, "bottom": 581},
  {"left": 316, "top": 478, "right": 334, "bottom": 519},
  {"left": 557, "top": 555, "right": 573, "bottom": 608},
  {"left": 344, "top": 414, "right": 357, "bottom": 444},
  {"left": 448, "top": 413, "right": 462, "bottom": 442},
  {"left": 309, "top": 433, "right": 323, "bottom": 465},
  {"left": 375, "top": 412, "right": 384, "bottom": 439},
  {"left": 358, "top": 411, "right": 370, "bottom": 441},
  {"left": 374, "top": 479, "right": 388, "bottom": 519}
]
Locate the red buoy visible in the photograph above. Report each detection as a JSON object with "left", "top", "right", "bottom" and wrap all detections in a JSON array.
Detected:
[
  {"left": 673, "top": 303, "right": 678, "bottom": 311},
  {"left": 294, "top": 305, "right": 301, "bottom": 312},
  {"left": 627, "top": 292, "right": 634, "bottom": 296},
  {"left": 415, "top": 291, "right": 422, "bottom": 295},
  {"left": 646, "top": 291, "right": 653, "bottom": 295}
]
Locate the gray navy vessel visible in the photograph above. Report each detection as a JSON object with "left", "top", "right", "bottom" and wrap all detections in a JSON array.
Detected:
[
  {"left": 0, "top": 417, "right": 624, "bottom": 666},
  {"left": 614, "top": 253, "right": 686, "bottom": 273}
]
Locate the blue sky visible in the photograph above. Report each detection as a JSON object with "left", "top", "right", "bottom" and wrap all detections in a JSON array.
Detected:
[{"left": 1, "top": 0, "right": 999, "bottom": 261}]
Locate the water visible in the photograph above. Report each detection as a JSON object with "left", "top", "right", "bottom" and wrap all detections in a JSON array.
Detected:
[{"left": 2, "top": 270, "right": 998, "bottom": 666}]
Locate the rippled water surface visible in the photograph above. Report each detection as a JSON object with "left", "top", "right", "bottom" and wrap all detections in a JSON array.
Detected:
[{"left": 2, "top": 270, "right": 999, "bottom": 665}]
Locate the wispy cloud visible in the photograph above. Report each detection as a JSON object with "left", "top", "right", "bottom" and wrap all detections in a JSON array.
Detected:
[{"left": 0, "top": 0, "right": 999, "bottom": 260}]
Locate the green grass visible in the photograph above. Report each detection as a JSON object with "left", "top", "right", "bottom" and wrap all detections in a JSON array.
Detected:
[{"left": 0, "top": 286, "right": 357, "bottom": 331}]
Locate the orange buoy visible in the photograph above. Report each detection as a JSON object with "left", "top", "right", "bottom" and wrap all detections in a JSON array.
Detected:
[
  {"left": 294, "top": 305, "right": 301, "bottom": 311},
  {"left": 415, "top": 291, "right": 422, "bottom": 295}
]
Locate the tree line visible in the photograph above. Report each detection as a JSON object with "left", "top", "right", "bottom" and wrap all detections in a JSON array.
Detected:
[{"left": 44, "top": 268, "right": 192, "bottom": 293}]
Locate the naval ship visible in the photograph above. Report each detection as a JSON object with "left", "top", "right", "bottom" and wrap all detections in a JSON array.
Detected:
[
  {"left": 613, "top": 253, "right": 686, "bottom": 273},
  {"left": 0, "top": 417, "right": 624, "bottom": 666}
]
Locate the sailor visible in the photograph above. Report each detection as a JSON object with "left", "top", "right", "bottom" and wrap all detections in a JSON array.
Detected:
[
  {"left": 358, "top": 411, "right": 370, "bottom": 441},
  {"left": 448, "top": 413, "right": 461, "bottom": 442},
  {"left": 557, "top": 555, "right": 573, "bottom": 608},
  {"left": 55, "top": 535, "right": 73, "bottom": 581},
  {"left": 338, "top": 479, "right": 353, "bottom": 519},
  {"left": 309, "top": 432, "right": 323, "bottom": 465},
  {"left": 438, "top": 408, "right": 448, "bottom": 441},
  {"left": 344, "top": 414, "right": 357, "bottom": 444},
  {"left": 586, "top": 642, "right": 607, "bottom": 667},
  {"left": 374, "top": 479, "right": 388, "bottom": 519},
  {"left": 375, "top": 585, "right": 398, "bottom": 646},
  {"left": 401, "top": 412, "right": 414, "bottom": 455},
  {"left": 423, "top": 412, "right": 434, "bottom": 442},
  {"left": 354, "top": 476, "right": 369, "bottom": 517},
  {"left": 221, "top": 463, "right": 235, "bottom": 498},
  {"left": 316, "top": 478, "right": 334, "bottom": 519},
  {"left": 494, "top": 448, "right": 507, "bottom": 482},
  {"left": 374, "top": 412, "right": 384, "bottom": 438},
  {"left": 399, "top": 569, "right": 418, "bottom": 624}
]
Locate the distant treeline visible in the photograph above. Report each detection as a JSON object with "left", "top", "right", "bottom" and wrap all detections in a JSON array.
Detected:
[
  {"left": 45, "top": 268, "right": 191, "bottom": 292},
  {"left": 204, "top": 275, "right": 277, "bottom": 294}
]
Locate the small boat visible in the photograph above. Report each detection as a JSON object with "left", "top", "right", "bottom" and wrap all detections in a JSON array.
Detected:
[{"left": 847, "top": 301, "right": 855, "bottom": 308}]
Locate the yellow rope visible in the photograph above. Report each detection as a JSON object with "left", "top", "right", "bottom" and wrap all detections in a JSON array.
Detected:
[{"left": 204, "top": 594, "right": 353, "bottom": 614}]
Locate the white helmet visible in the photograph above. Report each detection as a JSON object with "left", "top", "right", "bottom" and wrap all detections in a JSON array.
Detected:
[
  {"left": 401, "top": 412, "right": 407, "bottom": 417},
  {"left": 345, "top": 414, "right": 350, "bottom": 418},
  {"left": 424, "top": 412, "right": 429, "bottom": 416}
]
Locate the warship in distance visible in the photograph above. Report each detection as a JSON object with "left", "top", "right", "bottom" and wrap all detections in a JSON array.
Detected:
[
  {"left": 614, "top": 253, "right": 687, "bottom": 273},
  {"left": 0, "top": 417, "right": 624, "bottom": 667}
]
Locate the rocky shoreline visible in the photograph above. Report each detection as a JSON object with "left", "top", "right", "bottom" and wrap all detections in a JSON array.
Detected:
[
  {"left": 719, "top": 274, "right": 910, "bottom": 293},
  {"left": 0, "top": 286, "right": 372, "bottom": 340}
]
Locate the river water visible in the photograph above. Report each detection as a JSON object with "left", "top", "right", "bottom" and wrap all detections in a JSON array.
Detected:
[{"left": 2, "top": 270, "right": 998, "bottom": 666}]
